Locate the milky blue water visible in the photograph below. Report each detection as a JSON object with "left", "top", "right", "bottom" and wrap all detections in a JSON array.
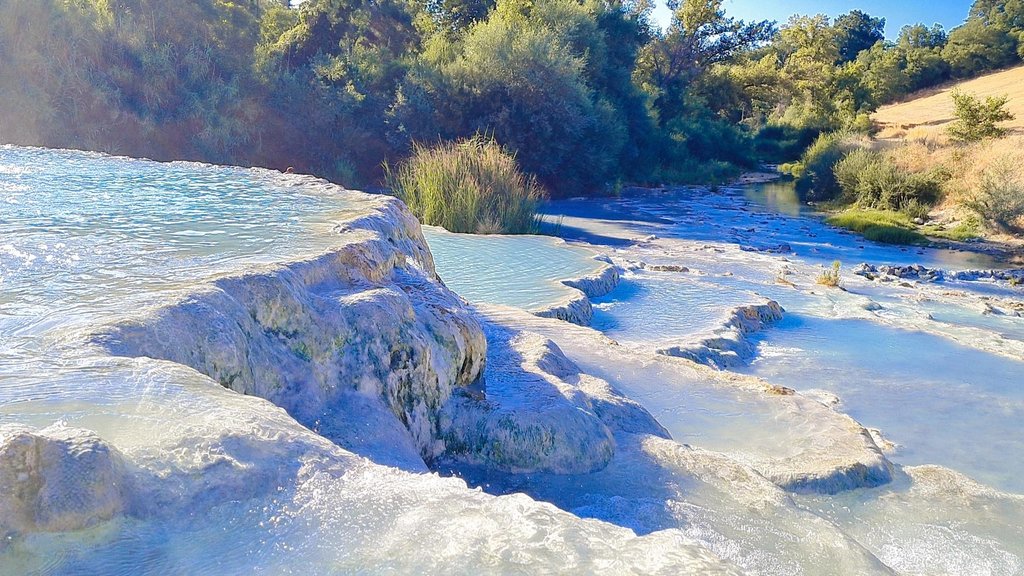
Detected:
[
  {"left": 533, "top": 182, "right": 1024, "bottom": 496},
  {"left": 424, "top": 227, "right": 605, "bottom": 310},
  {"left": 1, "top": 146, "right": 363, "bottom": 337},
  {"left": 742, "top": 313, "right": 1024, "bottom": 493},
  {"left": 591, "top": 273, "right": 761, "bottom": 347},
  {"left": 4, "top": 147, "right": 718, "bottom": 576}
]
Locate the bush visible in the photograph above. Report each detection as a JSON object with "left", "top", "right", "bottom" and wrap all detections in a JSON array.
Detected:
[
  {"left": 833, "top": 148, "right": 879, "bottom": 203},
  {"left": 947, "top": 89, "right": 1016, "bottom": 143},
  {"left": 965, "top": 159, "right": 1024, "bottom": 234},
  {"left": 793, "top": 131, "right": 862, "bottom": 201},
  {"left": 833, "top": 148, "right": 943, "bottom": 211},
  {"left": 387, "top": 135, "right": 543, "bottom": 234}
]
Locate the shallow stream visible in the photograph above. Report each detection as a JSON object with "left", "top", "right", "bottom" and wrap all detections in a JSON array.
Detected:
[{"left": 5, "top": 147, "right": 1024, "bottom": 575}]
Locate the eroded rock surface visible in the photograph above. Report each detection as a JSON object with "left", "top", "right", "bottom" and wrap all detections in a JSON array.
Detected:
[
  {"left": 658, "top": 300, "right": 785, "bottom": 369},
  {"left": 95, "top": 197, "right": 487, "bottom": 463},
  {"left": 0, "top": 425, "right": 127, "bottom": 537}
]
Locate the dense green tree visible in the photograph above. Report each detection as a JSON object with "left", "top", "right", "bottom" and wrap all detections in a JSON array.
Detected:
[
  {"left": 852, "top": 43, "right": 910, "bottom": 106},
  {"left": 635, "top": 0, "right": 773, "bottom": 126},
  {"left": 834, "top": 10, "right": 885, "bottom": 63},
  {"left": 944, "top": 17, "right": 1018, "bottom": 76},
  {"left": 895, "top": 24, "right": 951, "bottom": 91},
  {"left": 396, "top": 0, "right": 655, "bottom": 195},
  {"left": 253, "top": 0, "right": 421, "bottom": 182},
  {"left": 898, "top": 23, "right": 947, "bottom": 49}
]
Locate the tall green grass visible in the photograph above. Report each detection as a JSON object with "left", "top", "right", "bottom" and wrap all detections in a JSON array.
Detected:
[
  {"left": 826, "top": 209, "right": 929, "bottom": 245},
  {"left": 386, "top": 135, "right": 543, "bottom": 234}
]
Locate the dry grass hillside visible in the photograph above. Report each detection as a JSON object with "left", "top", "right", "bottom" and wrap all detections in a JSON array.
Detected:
[
  {"left": 856, "top": 66, "right": 1024, "bottom": 251},
  {"left": 873, "top": 64, "right": 1024, "bottom": 139}
]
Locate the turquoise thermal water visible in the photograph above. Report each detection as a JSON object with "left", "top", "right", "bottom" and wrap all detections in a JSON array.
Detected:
[
  {"left": 423, "top": 227, "right": 604, "bottom": 310},
  {"left": 0, "top": 146, "right": 360, "bottom": 337},
  {"left": 741, "top": 313, "right": 1024, "bottom": 493},
  {"left": 591, "top": 273, "right": 761, "bottom": 346},
  {"left": 537, "top": 184, "right": 1024, "bottom": 495}
]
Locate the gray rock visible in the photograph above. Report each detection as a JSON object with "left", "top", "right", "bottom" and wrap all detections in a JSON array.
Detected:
[{"left": 0, "top": 425, "right": 127, "bottom": 537}]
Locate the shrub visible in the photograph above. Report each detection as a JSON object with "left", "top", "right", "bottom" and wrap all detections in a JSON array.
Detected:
[
  {"left": 901, "top": 199, "right": 931, "bottom": 220},
  {"left": 817, "top": 261, "right": 842, "bottom": 287},
  {"left": 793, "top": 131, "right": 862, "bottom": 201},
  {"left": 386, "top": 135, "right": 543, "bottom": 234},
  {"left": 834, "top": 148, "right": 880, "bottom": 203},
  {"left": 965, "top": 158, "right": 1024, "bottom": 234},
  {"left": 833, "top": 148, "right": 943, "bottom": 211},
  {"left": 947, "top": 89, "right": 1016, "bottom": 143}
]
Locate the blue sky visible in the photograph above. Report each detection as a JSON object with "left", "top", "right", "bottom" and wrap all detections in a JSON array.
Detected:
[{"left": 652, "top": 1, "right": 975, "bottom": 38}]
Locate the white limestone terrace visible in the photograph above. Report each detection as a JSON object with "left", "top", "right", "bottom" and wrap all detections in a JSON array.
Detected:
[
  {"left": 5, "top": 146, "right": 1024, "bottom": 575},
  {"left": 0, "top": 146, "right": 747, "bottom": 573}
]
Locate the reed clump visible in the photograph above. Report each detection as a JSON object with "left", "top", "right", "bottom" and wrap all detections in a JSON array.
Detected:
[{"left": 387, "top": 135, "right": 543, "bottom": 234}]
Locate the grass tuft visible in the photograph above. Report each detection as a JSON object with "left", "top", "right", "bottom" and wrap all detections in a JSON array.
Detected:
[
  {"left": 386, "top": 135, "right": 543, "bottom": 234},
  {"left": 816, "top": 260, "right": 842, "bottom": 287}
]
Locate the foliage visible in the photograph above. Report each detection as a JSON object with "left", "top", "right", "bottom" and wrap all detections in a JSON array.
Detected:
[
  {"left": 789, "top": 131, "right": 863, "bottom": 200},
  {"left": 964, "top": 158, "right": 1024, "bottom": 233},
  {"left": 826, "top": 210, "right": 929, "bottom": 245},
  {"left": 816, "top": 260, "right": 842, "bottom": 287},
  {"left": 947, "top": 89, "right": 1016, "bottom": 142},
  {"left": 399, "top": 0, "right": 656, "bottom": 196},
  {"left": 943, "top": 18, "right": 1019, "bottom": 77},
  {"left": 386, "top": 135, "right": 543, "bottom": 234},
  {"left": 833, "top": 10, "right": 885, "bottom": 63},
  {"left": 833, "top": 149, "right": 944, "bottom": 211},
  {"left": 2, "top": 0, "right": 1023, "bottom": 203},
  {"left": 635, "top": 0, "right": 774, "bottom": 126}
]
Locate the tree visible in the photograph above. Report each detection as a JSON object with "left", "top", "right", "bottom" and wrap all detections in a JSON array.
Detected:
[
  {"left": 898, "top": 23, "right": 947, "bottom": 49},
  {"left": 896, "top": 24, "right": 951, "bottom": 92},
  {"left": 834, "top": 10, "right": 885, "bottom": 63},
  {"left": 947, "top": 89, "right": 1016, "bottom": 141},
  {"left": 774, "top": 15, "right": 841, "bottom": 129},
  {"left": 943, "top": 17, "right": 1018, "bottom": 76},
  {"left": 635, "top": 0, "right": 774, "bottom": 125},
  {"left": 854, "top": 43, "right": 910, "bottom": 106}
]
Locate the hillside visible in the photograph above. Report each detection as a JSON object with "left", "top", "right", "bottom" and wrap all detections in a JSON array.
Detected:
[{"left": 873, "top": 64, "right": 1024, "bottom": 136}]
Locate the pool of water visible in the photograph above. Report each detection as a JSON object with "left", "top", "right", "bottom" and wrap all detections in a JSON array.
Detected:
[
  {"left": 0, "top": 146, "right": 369, "bottom": 343},
  {"left": 424, "top": 227, "right": 605, "bottom": 310},
  {"left": 740, "top": 313, "right": 1024, "bottom": 493},
  {"left": 591, "top": 272, "right": 762, "bottom": 347}
]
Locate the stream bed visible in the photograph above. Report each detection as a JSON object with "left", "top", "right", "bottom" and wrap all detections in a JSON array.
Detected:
[{"left": 4, "top": 146, "right": 1024, "bottom": 575}]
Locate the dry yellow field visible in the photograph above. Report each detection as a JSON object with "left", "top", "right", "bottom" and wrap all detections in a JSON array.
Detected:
[{"left": 873, "top": 64, "right": 1024, "bottom": 136}]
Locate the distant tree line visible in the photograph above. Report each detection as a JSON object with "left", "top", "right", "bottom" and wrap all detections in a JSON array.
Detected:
[{"left": 0, "top": 0, "right": 1021, "bottom": 196}]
